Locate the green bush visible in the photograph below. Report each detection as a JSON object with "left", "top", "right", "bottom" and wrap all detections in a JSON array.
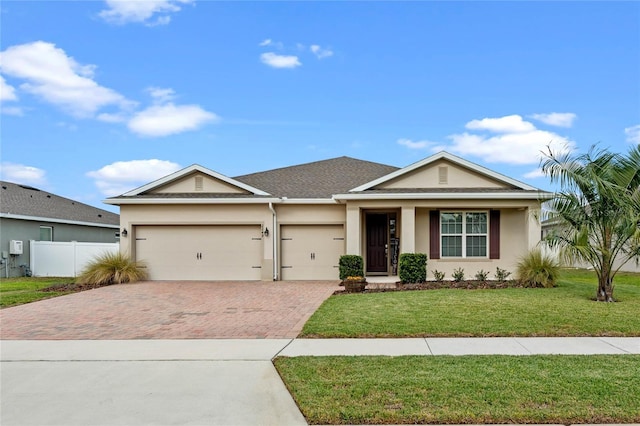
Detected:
[
  {"left": 399, "top": 253, "right": 427, "bottom": 283},
  {"left": 452, "top": 267, "right": 465, "bottom": 282},
  {"left": 431, "top": 270, "right": 445, "bottom": 282},
  {"left": 338, "top": 255, "right": 364, "bottom": 280},
  {"left": 475, "top": 270, "right": 489, "bottom": 281},
  {"left": 494, "top": 267, "right": 512, "bottom": 281},
  {"left": 516, "top": 248, "right": 560, "bottom": 288},
  {"left": 77, "top": 252, "right": 147, "bottom": 287}
]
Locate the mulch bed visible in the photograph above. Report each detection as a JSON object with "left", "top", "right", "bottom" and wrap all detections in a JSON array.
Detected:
[
  {"left": 335, "top": 280, "right": 529, "bottom": 295},
  {"left": 40, "top": 282, "right": 112, "bottom": 293}
]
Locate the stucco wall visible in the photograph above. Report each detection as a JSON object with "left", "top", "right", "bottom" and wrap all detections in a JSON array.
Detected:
[{"left": 378, "top": 159, "right": 509, "bottom": 189}]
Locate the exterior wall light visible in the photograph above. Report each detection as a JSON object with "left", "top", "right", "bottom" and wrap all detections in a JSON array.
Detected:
[
  {"left": 262, "top": 227, "right": 269, "bottom": 237},
  {"left": 121, "top": 228, "right": 128, "bottom": 237}
]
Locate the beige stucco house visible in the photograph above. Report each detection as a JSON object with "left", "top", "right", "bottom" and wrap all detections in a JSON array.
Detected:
[{"left": 106, "top": 152, "right": 551, "bottom": 281}]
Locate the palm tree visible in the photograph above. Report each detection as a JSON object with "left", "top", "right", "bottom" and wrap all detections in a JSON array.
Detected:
[{"left": 541, "top": 145, "right": 640, "bottom": 302}]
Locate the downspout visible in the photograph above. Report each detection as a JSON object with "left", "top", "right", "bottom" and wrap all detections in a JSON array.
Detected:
[{"left": 268, "top": 202, "right": 278, "bottom": 281}]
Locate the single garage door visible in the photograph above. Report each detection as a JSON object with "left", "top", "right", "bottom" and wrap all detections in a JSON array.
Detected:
[
  {"left": 135, "top": 225, "right": 263, "bottom": 280},
  {"left": 280, "top": 225, "right": 344, "bottom": 280}
]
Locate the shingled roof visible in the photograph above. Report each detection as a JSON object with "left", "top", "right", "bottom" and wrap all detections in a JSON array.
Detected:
[
  {"left": 234, "top": 156, "right": 399, "bottom": 198},
  {"left": 1, "top": 181, "right": 119, "bottom": 226}
]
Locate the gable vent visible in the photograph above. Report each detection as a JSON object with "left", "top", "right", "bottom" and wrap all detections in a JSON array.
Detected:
[
  {"left": 195, "top": 176, "right": 204, "bottom": 191},
  {"left": 438, "top": 166, "right": 448, "bottom": 184}
]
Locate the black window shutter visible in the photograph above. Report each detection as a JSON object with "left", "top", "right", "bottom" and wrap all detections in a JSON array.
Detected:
[
  {"left": 429, "top": 210, "right": 440, "bottom": 259},
  {"left": 489, "top": 210, "right": 500, "bottom": 259}
]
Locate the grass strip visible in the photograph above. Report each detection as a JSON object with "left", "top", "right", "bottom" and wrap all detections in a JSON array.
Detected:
[
  {"left": 301, "top": 269, "right": 640, "bottom": 337},
  {"left": 0, "top": 277, "right": 74, "bottom": 308},
  {"left": 275, "top": 354, "right": 640, "bottom": 425}
]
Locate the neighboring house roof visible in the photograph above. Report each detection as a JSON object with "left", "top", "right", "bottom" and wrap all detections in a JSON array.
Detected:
[
  {"left": 235, "top": 156, "right": 399, "bottom": 198},
  {"left": 1, "top": 181, "right": 119, "bottom": 227}
]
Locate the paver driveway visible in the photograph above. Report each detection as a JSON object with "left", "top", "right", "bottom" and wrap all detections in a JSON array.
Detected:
[{"left": 0, "top": 281, "right": 337, "bottom": 339}]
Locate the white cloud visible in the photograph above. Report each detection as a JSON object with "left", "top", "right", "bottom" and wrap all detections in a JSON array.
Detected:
[
  {"left": 0, "top": 162, "right": 47, "bottom": 185},
  {"left": 447, "top": 114, "right": 576, "bottom": 165},
  {"left": 260, "top": 52, "right": 301, "bottom": 69},
  {"left": 529, "top": 112, "right": 577, "bottom": 127},
  {"left": 625, "top": 124, "right": 640, "bottom": 144},
  {"left": 0, "top": 75, "right": 18, "bottom": 101},
  {"left": 397, "top": 138, "right": 436, "bottom": 150},
  {"left": 1, "top": 106, "right": 23, "bottom": 116},
  {"left": 99, "top": 0, "right": 193, "bottom": 26},
  {"left": 523, "top": 168, "right": 545, "bottom": 179},
  {"left": 147, "top": 86, "right": 176, "bottom": 103},
  {"left": 259, "top": 39, "right": 272, "bottom": 47},
  {"left": 398, "top": 114, "right": 576, "bottom": 165},
  {"left": 128, "top": 103, "right": 218, "bottom": 137},
  {"left": 466, "top": 114, "right": 536, "bottom": 134},
  {"left": 310, "top": 44, "right": 333, "bottom": 59},
  {"left": 0, "top": 41, "right": 133, "bottom": 117},
  {"left": 87, "top": 159, "right": 181, "bottom": 196},
  {"left": 97, "top": 112, "right": 128, "bottom": 123}
]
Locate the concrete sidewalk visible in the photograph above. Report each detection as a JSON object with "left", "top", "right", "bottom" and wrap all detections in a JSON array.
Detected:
[{"left": 2, "top": 338, "right": 639, "bottom": 426}]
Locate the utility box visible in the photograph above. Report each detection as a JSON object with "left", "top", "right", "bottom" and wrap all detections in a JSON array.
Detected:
[{"left": 9, "top": 240, "right": 23, "bottom": 255}]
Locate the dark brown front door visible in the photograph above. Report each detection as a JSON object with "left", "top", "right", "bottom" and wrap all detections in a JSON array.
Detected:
[{"left": 366, "top": 213, "right": 388, "bottom": 273}]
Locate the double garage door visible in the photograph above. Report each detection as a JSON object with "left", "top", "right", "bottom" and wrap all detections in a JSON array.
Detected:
[
  {"left": 135, "top": 224, "right": 345, "bottom": 281},
  {"left": 135, "top": 225, "right": 263, "bottom": 281}
]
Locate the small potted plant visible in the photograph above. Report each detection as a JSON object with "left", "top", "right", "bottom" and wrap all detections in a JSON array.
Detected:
[{"left": 343, "top": 275, "right": 367, "bottom": 293}]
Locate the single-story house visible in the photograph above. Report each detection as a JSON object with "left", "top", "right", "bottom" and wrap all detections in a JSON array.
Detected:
[
  {"left": 106, "top": 151, "right": 552, "bottom": 281},
  {"left": 1, "top": 181, "right": 120, "bottom": 277}
]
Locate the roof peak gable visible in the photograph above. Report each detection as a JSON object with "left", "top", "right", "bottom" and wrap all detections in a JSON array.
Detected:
[
  {"left": 123, "top": 164, "right": 271, "bottom": 196},
  {"left": 349, "top": 151, "right": 538, "bottom": 192}
]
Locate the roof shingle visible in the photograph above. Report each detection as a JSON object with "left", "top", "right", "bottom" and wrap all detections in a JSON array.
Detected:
[
  {"left": 1, "top": 181, "right": 119, "bottom": 226},
  {"left": 234, "top": 156, "right": 399, "bottom": 198}
]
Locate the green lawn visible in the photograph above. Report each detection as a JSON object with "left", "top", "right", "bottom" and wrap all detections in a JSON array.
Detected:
[
  {"left": 274, "top": 355, "right": 640, "bottom": 425},
  {"left": 301, "top": 269, "right": 640, "bottom": 337},
  {"left": 0, "top": 277, "right": 75, "bottom": 308}
]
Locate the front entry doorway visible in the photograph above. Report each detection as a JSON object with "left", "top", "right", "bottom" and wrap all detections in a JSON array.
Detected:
[
  {"left": 366, "top": 212, "right": 398, "bottom": 275},
  {"left": 366, "top": 213, "right": 387, "bottom": 274}
]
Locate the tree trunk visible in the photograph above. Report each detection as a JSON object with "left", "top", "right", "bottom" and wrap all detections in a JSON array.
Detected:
[{"left": 596, "top": 263, "right": 614, "bottom": 302}]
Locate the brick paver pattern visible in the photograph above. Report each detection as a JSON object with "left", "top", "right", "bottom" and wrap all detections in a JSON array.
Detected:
[{"left": 0, "top": 281, "right": 337, "bottom": 340}]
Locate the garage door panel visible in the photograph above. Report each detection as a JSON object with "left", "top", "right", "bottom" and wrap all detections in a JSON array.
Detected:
[
  {"left": 281, "top": 225, "right": 344, "bottom": 280},
  {"left": 135, "top": 225, "right": 262, "bottom": 280}
]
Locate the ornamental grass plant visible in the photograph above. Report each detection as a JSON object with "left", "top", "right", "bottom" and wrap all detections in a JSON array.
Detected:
[{"left": 77, "top": 252, "right": 147, "bottom": 287}]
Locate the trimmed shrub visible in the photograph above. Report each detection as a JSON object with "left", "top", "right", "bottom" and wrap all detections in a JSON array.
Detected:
[
  {"left": 431, "top": 270, "right": 445, "bottom": 282},
  {"left": 452, "top": 267, "right": 465, "bottom": 282},
  {"left": 516, "top": 248, "right": 560, "bottom": 288},
  {"left": 399, "top": 253, "right": 427, "bottom": 284},
  {"left": 494, "top": 267, "right": 512, "bottom": 282},
  {"left": 475, "top": 270, "right": 489, "bottom": 281},
  {"left": 77, "top": 251, "right": 147, "bottom": 287},
  {"left": 339, "top": 255, "right": 364, "bottom": 280}
]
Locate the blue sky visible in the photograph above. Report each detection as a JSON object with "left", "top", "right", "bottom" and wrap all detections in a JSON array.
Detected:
[{"left": 1, "top": 1, "right": 638, "bottom": 213}]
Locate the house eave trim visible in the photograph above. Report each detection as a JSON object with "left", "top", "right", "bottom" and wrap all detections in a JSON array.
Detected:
[
  {"left": 333, "top": 192, "right": 553, "bottom": 201},
  {"left": 104, "top": 197, "right": 282, "bottom": 205},
  {"left": 0, "top": 213, "right": 119, "bottom": 229}
]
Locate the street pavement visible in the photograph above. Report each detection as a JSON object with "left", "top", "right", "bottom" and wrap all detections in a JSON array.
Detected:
[{"left": 1, "top": 337, "right": 639, "bottom": 425}]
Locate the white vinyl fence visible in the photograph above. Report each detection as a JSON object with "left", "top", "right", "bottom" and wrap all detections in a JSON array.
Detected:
[
  {"left": 30, "top": 241, "right": 119, "bottom": 277},
  {"left": 541, "top": 245, "right": 640, "bottom": 273}
]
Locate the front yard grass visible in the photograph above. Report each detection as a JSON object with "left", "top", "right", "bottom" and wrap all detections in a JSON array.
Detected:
[
  {"left": 274, "top": 354, "right": 640, "bottom": 425},
  {"left": 300, "top": 269, "right": 640, "bottom": 337},
  {"left": 0, "top": 277, "right": 75, "bottom": 308}
]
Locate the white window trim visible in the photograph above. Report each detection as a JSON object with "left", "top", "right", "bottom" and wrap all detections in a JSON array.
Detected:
[
  {"left": 441, "top": 211, "right": 488, "bottom": 258},
  {"left": 39, "top": 225, "right": 53, "bottom": 241}
]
